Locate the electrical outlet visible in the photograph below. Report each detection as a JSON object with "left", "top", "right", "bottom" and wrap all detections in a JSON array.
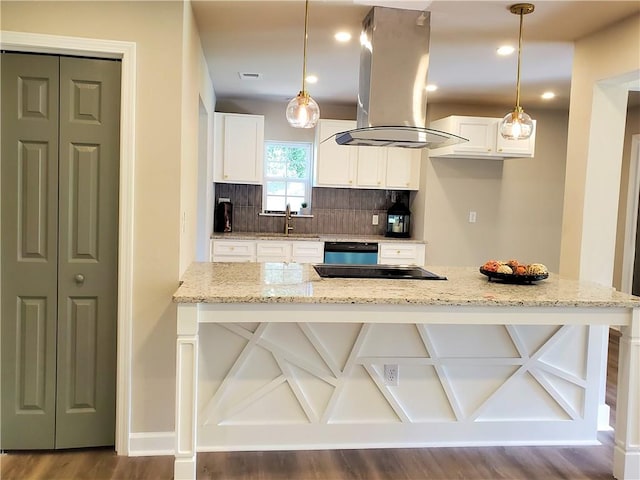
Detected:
[
  {"left": 372, "top": 214, "right": 379, "bottom": 225},
  {"left": 468, "top": 211, "right": 477, "bottom": 223},
  {"left": 383, "top": 364, "right": 399, "bottom": 386}
]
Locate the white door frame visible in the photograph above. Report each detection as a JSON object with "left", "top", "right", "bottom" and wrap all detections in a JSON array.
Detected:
[
  {"left": 0, "top": 31, "right": 135, "bottom": 455},
  {"left": 622, "top": 134, "right": 640, "bottom": 294}
]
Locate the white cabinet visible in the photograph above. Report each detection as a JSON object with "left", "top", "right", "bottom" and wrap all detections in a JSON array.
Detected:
[
  {"left": 213, "top": 112, "right": 265, "bottom": 184},
  {"left": 257, "top": 240, "right": 324, "bottom": 263},
  {"left": 385, "top": 148, "right": 421, "bottom": 190},
  {"left": 428, "top": 115, "right": 535, "bottom": 159},
  {"left": 211, "top": 240, "right": 256, "bottom": 262},
  {"left": 256, "top": 241, "right": 292, "bottom": 262},
  {"left": 291, "top": 241, "right": 324, "bottom": 263},
  {"left": 356, "top": 146, "right": 387, "bottom": 188},
  {"left": 314, "top": 119, "right": 357, "bottom": 187},
  {"left": 378, "top": 242, "right": 426, "bottom": 266},
  {"left": 496, "top": 128, "right": 536, "bottom": 157},
  {"left": 213, "top": 239, "right": 323, "bottom": 263},
  {"left": 315, "top": 119, "right": 420, "bottom": 190}
]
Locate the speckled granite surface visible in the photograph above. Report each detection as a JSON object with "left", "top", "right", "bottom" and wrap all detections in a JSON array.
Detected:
[
  {"left": 173, "top": 262, "right": 640, "bottom": 307},
  {"left": 210, "top": 233, "right": 425, "bottom": 244}
]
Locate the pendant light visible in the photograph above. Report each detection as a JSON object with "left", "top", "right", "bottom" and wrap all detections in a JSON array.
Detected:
[
  {"left": 286, "top": 0, "right": 320, "bottom": 128},
  {"left": 500, "top": 3, "right": 535, "bottom": 140}
]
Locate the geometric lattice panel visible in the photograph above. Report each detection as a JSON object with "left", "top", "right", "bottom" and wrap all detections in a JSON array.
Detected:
[{"left": 199, "top": 323, "right": 590, "bottom": 428}]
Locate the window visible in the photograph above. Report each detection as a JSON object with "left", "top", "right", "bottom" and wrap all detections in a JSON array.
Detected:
[{"left": 263, "top": 141, "right": 312, "bottom": 212}]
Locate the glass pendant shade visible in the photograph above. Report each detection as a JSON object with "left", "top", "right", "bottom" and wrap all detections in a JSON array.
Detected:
[
  {"left": 286, "top": 91, "right": 320, "bottom": 128},
  {"left": 500, "top": 107, "right": 534, "bottom": 140},
  {"left": 500, "top": 3, "right": 535, "bottom": 141},
  {"left": 286, "top": 0, "right": 320, "bottom": 129}
]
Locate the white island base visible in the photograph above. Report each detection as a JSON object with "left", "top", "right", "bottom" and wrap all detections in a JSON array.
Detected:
[{"left": 173, "top": 264, "right": 640, "bottom": 480}]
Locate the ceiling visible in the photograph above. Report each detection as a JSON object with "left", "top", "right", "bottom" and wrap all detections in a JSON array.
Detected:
[{"left": 192, "top": 0, "right": 640, "bottom": 110}]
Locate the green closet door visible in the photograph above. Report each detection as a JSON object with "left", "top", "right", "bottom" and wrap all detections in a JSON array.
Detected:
[{"left": 1, "top": 52, "right": 120, "bottom": 450}]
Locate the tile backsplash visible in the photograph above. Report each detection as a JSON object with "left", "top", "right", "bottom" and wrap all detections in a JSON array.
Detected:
[{"left": 214, "top": 183, "right": 411, "bottom": 236}]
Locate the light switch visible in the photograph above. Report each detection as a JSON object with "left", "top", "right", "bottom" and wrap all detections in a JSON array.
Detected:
[
  {"left": 468, "top": 211, "right": 477, "bottom": 223},
  {"left": 372, "top": 214, "right": 379, "bottom": 225}
]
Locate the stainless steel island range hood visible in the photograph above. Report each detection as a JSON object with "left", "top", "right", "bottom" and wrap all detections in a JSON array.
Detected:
[{"left": 334, "top": 7, "right": 466, "bottom": 149}]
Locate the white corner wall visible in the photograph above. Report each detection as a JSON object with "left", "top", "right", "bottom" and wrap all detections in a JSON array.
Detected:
[
  {"left": 559, "top": 14, "right": 640, "bottom": 283},
  {"left": 179, "top": 0, "right": 216, "bottom": 275}
]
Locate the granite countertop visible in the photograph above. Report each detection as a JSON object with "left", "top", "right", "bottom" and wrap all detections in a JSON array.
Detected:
[
  {"left": 173, "top": 262, "right": 640, "bottom": 308},
  {"left": 210, "top": 232, "right": 425, "bottom": 244}
]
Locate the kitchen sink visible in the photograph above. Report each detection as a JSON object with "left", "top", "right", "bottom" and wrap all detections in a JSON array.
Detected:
[
  {"left": 257, "top": 233, "right": 321, "bottom": 239},
  {"left": 313, "top": 264, "right": 447, "bottom": 280}
]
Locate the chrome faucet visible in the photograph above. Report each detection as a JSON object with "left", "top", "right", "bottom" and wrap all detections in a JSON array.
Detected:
[{"left": 284, "top": 203, "right": 294, "bottom": 235}]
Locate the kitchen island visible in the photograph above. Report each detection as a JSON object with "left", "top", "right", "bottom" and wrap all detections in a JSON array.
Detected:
[{"left": 173, "top": 262, "right": 640, "bottom": 480}]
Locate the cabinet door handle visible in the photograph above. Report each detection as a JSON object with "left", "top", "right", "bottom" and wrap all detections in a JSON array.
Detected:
[{"left": 74, "top": 273, "right": 85, "bottom": 284}]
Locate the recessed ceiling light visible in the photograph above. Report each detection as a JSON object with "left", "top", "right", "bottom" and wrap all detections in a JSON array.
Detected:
[
  {"left": 306, "top": 75, "right": 318, "bottom": 84},
  {"left": 541, "top": 91, "right": 556, "bottom": 100},
  {"left": 334, "top": 31, "right": 351, "bottom": 43},
  {"left": 425, "top": 84, "right": 438, "bottom": 92},
  {"left": 497, "top": 45, "right": 515, "bottom": 56}
]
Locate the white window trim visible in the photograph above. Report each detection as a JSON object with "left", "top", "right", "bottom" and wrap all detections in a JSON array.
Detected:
[{"left": 263, "top": 140, "right": 312, "bottom": 212}]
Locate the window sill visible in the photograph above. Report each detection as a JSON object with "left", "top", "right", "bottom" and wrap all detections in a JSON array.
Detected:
[{"left": 259, "top": 212, "right": 314, "bottom": 218}]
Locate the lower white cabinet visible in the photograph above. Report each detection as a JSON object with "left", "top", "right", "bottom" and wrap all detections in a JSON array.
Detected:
[
  {"left": 211, "top": 240, "right": 256, "bottom": 262},
  {"left": 212, "top": 239, "right": 424, "bottom": 265},
  {"left": 291, "top": 241, "right": 324, "bottom": 263},
  {"left": 378, "top": 242, "right": 426, "bottom": 266},
  {"left": 256, "top": 241, "right": 292, "bottom": 262},
  {"left": 212, "top": 239, "right": 323, "bottom": 263}
]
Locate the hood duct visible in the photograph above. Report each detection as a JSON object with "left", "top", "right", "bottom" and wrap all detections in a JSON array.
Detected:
[{"left": 334, "top": 7, "right": 467, "bottom": 149}]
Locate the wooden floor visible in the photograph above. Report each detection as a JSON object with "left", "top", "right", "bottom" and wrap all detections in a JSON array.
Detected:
[{"left": 0, "top": 330, "right": 621, "bottom": 480}]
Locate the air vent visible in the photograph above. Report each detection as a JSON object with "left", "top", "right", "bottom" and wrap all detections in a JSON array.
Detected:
[{"left": 238, "top": 72, "right": 262, "bottom": 80}]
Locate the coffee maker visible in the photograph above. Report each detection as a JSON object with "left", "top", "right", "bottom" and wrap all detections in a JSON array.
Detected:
[
  {"left": 214, "top": 199, "right": 233, "bottom": 233},
  {"left": 385, "top": 199, "right": 411, "bottom": 238}
]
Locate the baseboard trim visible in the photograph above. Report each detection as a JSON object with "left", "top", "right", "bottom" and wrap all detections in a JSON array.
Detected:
[{"left": 128, "top": 432, "right": 174, "bottom": 456}]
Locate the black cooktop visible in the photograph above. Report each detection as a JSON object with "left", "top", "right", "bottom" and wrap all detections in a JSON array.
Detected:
[{"left": 313, "top": 264, "right": 447, "bottom": 280}]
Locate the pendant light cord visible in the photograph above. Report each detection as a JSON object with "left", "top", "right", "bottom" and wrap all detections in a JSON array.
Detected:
[
  {"left": 515, "top": 9, "right": 524, "bottom": 110},
  {"left": 301, "top": 0, "right": 310, "bottom": 96}
]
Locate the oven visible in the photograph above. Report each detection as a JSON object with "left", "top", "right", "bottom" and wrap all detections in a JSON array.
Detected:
[{"left": 323, "top": 242, "right": 378, "bottom": 265}]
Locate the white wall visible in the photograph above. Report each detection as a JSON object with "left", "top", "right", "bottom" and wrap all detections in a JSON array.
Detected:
[
  {"left": 613, "top": 104, "right": 640, "bottom": 290},
  {"left": 415, "top": 104, "right": 568, "bottom": 271},
  {"left": 0, "top": 0, "right": 214, "bottom": 436},
  {"left": 559, "top": 13, "right": 640, "bottom": 283},
  {"left": 180, "top": 1, "right": 216, "bottom": 275}
]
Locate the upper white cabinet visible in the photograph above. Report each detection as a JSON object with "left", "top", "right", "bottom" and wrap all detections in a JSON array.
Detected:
[
  {"left": 214, "top": 112, "right": 265, "bottom": 184},
  {"left": 314, "top": 119, "right": 358, "bottom": 187},
  {"left": 315, "top": 119, "right": 420, "bottom": 190},
  {"left": 356, "top": 146, "right": 387, "bottom": 188},
  {"left": 428, "top": 115, "right": 536, "bottom": 159},
  {"left": 385, "top": 148, "right": 421, "bottom": 190}
]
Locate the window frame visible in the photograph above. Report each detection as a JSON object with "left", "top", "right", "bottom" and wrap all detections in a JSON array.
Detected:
[{"left": 262, "top": 140, "right": 313, "bottom": 213}]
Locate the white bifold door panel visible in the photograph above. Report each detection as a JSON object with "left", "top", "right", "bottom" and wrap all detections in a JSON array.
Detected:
[{"left": 1, "top": 53, "right": 120, "bottom": 450}]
